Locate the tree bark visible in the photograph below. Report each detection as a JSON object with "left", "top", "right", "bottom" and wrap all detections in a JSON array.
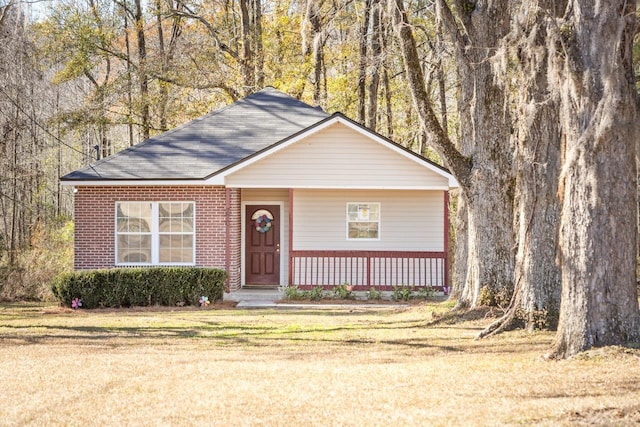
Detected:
[
  {"left": 366, "top": 0, "right": 382, "bottom": 131},
  {"left": 155, "top": 0, "right": 168, "bottom": 132},
  {"left": 134, "top": 0, "right": 150, "bottom": 139},
  {"left": 449, "top": 192, "right": 467, "bottom": 300},
  {"left": 451, "top": 1, "right": 515, "bottom": 309},
  {"left": 356, "top": 0, "right": 371, "bottom": 124},
  {"left": 434, "top": 18, "right": 447, "bottom": 137},
  {"left": 549, "top": 0, "right": 640, "bottom": 358},
  {"left": 252, "top": 0, "right": 264, "bottom": 89},
  {"left": 392, "top": 0, "right": 515, "bottom": 308},
  {"left": 479, "top": 1, "right": 562, "bottom": 336},
  {"left": 239, "top": 0, "right": 254, "bottom": 95},
  {"left": 382, "top": 66, "right": 392, "bottom": 138},
  {"left": 305, "top": 0, "right": 326, "bottom": 106},
  {"left": 123, "top": 7, "right": 134, "bottom": 146}
]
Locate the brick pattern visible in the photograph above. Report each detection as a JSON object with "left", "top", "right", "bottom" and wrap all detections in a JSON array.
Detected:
[
  {"left": 74, "top": 186, "right": 241, "bottom": 288},
  {"left": 227, "top": 188, "right": 242, "bottom": 291}
]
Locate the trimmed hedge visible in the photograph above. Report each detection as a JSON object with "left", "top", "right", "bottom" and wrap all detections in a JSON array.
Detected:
[{"left": 51, "top": 267, "right": 227, "bottom": 309}]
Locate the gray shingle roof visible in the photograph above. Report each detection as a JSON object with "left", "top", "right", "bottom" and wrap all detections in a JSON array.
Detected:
[{"left": 61, "top": 87, "right": 329, "bottom": 181}]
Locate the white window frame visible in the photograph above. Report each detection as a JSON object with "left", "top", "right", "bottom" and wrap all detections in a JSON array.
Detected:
[
  {"left": 346, "top": 202, "right": 381, "bottom": 241},
  {"left": 115, "top": 201, "right": 196, "bottom": 266}
]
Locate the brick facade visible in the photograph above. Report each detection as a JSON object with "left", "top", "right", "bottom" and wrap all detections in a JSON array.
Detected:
[{"left": 74, "top": 186, "right": 242, "bottom": 291}]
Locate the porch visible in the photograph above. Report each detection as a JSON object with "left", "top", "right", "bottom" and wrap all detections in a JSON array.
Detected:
[{"left": 233, "top": 188, "right": 451, "bottom": 292}]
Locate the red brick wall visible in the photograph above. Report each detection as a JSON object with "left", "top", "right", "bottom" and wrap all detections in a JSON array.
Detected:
[{"left": 73, "top": 186, "right": 241, "bottom": 289}]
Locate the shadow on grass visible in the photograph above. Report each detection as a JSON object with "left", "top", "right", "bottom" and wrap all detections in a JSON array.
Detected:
[
  {"left": 0, "top": 320, "right": 551, "bottom": 357},
  {"left": 0, "top": 302, "right": 554, "bottom": 356}
]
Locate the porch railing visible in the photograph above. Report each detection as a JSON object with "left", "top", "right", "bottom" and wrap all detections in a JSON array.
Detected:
[{"left": 289, "top": 250, "right": 448, "bottom": 291}]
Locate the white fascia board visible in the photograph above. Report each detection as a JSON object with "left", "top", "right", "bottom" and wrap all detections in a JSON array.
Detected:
[
  {"left": 60, "top": 179, "right": 211, "bottom": 187},
  {"left": 226, "top": 184, "right": 451, "bottom": 191}
]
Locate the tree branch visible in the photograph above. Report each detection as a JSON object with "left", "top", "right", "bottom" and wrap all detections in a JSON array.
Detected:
[
  {"left": 148, "top": 73, "right": 240, "bottom": 101},
  {"left": 171, "top": 0, "right": 239, "bottom": 60},
  {"left": 389, "top": 0, "right": 471, "bottom": 186},
  {"left": 435, "top": 0, "right": 469, "bottom": 63}
]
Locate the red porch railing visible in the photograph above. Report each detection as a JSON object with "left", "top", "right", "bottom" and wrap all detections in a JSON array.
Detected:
[{"left": 289, "top": 250, "right": 448, "bottom": 291}]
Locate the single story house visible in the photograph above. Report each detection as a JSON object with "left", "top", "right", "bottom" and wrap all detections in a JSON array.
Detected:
[{"left": 61, "top": 87, "right": 458, "bottom": 293}]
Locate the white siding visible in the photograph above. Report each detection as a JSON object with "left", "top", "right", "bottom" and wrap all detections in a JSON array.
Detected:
[
  {"left": 241, "top": 188, "right": 289, "bottom": 286},
  {"left": 226, "top": 123, "right": 449, "bottom": 188},
  {"left": 292, "top": 189, "right": 445, "bottom": 251}
]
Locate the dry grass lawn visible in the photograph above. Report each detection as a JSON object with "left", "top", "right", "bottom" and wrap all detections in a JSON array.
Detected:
[{"left": 1, "top": 301, "right": 640, "bottom": 426}]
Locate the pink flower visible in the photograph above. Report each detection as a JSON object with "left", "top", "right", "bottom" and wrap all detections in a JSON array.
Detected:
[{"left": 71, "top": 298, "right": 82, "bottom": 309}]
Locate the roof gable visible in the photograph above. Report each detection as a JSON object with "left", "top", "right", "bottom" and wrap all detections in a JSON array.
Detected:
[{"left": 217, "top": 113, "right": 458, "bottom": 189}]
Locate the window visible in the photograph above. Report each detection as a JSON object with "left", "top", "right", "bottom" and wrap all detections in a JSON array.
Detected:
[
  {"left": 158, "top": 203, "right": 195, "bottom": 263},
  {"left": 116, "top": 202, "right": 152, "bottom": 263},
  {"left": 347, "top": 203, "right": 380, "bottom": 240},
  {"left": 116, "top": 202, "right": 195, "bottom": 265}
]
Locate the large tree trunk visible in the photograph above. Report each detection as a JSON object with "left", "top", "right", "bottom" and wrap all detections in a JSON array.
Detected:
[
  {"left": 479, "top": 1, "right": 562, "bottom": 336},
  {"left": 449, "top": 194, "right": 467, "bottom": 300},
  {"left": 391, "top": 0, "right": 515, "bottom": 308},
  {"left": 549, "top": 0, "right": 640, "bottom": 358},
  {"left": 441, "top": 0, "right": 515, "bottom": 308}
]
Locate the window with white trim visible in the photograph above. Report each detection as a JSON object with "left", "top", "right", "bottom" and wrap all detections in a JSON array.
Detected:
[
  {"left": 116, "top": 202, "right": 195, "bottom": 265},
  {"left": 347, "top": 203, "right": 380, "bottom": 240}
]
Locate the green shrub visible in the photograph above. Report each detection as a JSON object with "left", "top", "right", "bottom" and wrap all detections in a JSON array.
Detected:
[
  {"left": 50, "top": 267, "right": 226, "bottom": 309},
  {"left": 309, "top": 285, "right": 325, "bottom": 301},
  {"left": 392, "top": 285, "right": 414, "bottom": 301},
  {"left": 333, "top": 283, "right": 355, "bottom": 300},
  {"left": 367, "top": 287, "right": 382, "bottom": 301},
  {"left": 283, "top": 285, "right": 307, "bottom": 300},
  {"left": 416, "top": 286, "right": 435, "bottom": 300}
]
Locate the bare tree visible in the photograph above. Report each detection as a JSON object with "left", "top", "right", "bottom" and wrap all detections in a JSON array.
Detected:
[
  {"left": 356, "top": 0, "right": 371, "bottom": 123},
  {"left": 365, "top": 0, "right": 382, "bottom": 131},
  {"left": 303, "top": 0, "right": 328, "bottom": 106},
  {"left": 172, "top": 0, "right": 263, "bottom": 97},
  {"left": 133, "top": 0, "right": 150, "bottom": 139}
]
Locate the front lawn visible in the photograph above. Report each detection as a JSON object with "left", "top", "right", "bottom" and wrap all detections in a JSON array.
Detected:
[{"left": 1, "top": 302, "right": 639, "bottom": 426}]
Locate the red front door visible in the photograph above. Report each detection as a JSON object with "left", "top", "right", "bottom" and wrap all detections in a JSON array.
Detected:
[{"left": 245, "top": 205, "right": 280, "bottom": 285}]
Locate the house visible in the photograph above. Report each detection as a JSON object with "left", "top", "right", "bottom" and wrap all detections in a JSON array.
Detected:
[{"left": 61, "top": 87, "right": 458, "bottom": 293}]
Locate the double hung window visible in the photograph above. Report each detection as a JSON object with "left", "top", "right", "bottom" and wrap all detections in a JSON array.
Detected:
[
  {"left": 116, "top": 202, "right": 195, "bottom": 265},
  {"left": 347, "top": 203, "right": 380, "bottom": 240}
]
